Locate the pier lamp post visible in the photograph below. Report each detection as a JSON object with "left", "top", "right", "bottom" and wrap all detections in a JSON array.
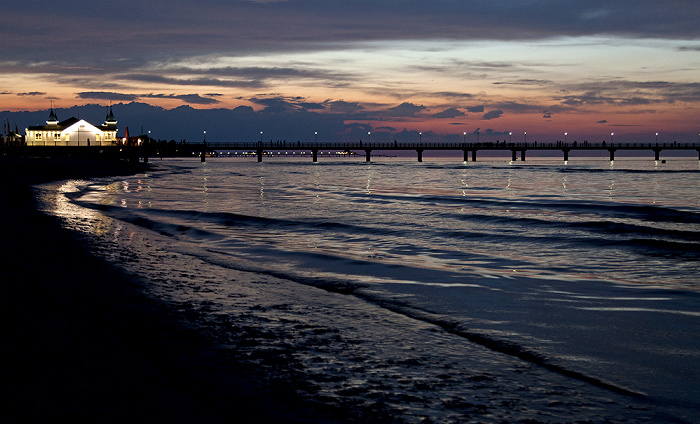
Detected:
[
  {"left": 368, "top": 131, "right": 371, "bottom": 144},
  {"left": 656, "top": 132, "right": 658, "bottom": 144},
  {"left": 611, "top": 132, "right": 614, "bottom": 144},
  {"left": 203, "top": 130, "right": 206, "bottom": 141},
  {"left": 564, "top": 132, "right": 568, "bottom": 144},
  {"left": 315, "top": 131, "right": 318, "bottom": 143},
  {"left": 260, "top": 131, "right": 263, "bottom": 143},
  {"left": 419, "top": 132, "right": 422, "bottom": 144},
  {"left": 524, "top": 132, "right": 527, "bottom": 143},
  {"left": 509, "top": 132, "right": 512, "bottom": 143},
  {"left": 463, "top": 131, "right": 466, "bottom": 144}
]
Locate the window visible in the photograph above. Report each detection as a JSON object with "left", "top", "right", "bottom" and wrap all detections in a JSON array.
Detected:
[{"left": 36, "top": 132, "right": 42, "bottom": 140}]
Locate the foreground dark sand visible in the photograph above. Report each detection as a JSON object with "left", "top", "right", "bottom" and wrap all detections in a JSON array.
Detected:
[{"left": 0, "top": 158, "right": 349, "bottom": 423}]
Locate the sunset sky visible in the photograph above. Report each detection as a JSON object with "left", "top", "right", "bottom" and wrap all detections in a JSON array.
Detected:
[{"left": 2, "top": 0, "right": 700, "bottom": 143}]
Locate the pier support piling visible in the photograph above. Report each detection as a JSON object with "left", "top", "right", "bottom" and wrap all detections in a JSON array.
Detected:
[
  {"left": 312, "top": 149, "right": 318, "bottom": 162},
  {"left": 463, "top": 150, "right": 469, "bottom": 162},
  {"left": 521, "top": 150, "right": 526, "bottom": 161},
  {"left": 608, "top": 148, "right": 617, "bottom": 161},
  {"left": 562, "top": 148, "right": 570, "bottom": 162},
  {"left": 472, "top": 150, "right": 477, "bottom": 162},
  {"left": 511, "top": 150, "right": 517, "bottom": 161},
  {"left": 365, "top": 149, "right": 372, "bottom": 162},
  {"left": 417, "top": 149, "right": 424, "bottom": 162},
  {"left": 654, "top": 148, "right": 662, "bottom": 161}
]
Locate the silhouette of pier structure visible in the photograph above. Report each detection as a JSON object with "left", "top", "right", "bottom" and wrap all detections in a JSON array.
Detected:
[{"left": 196, "top": 141, "right": 700, "bottom": 163}]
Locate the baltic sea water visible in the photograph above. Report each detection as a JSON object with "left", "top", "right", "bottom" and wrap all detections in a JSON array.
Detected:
[{"left": 43, "top": 155, "right": 700, "bottom": 422}]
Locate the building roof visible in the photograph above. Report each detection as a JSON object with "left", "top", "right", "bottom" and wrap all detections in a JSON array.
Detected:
[
  {"left": 26, "top": 107, "right": 118, "bottom": 132},
  {"left": 27, "top": 117, "right": 80, "bottom": 131}
]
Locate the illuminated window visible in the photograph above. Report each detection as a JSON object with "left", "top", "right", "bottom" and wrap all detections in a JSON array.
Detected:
[{"left": 36, "top": 132, "right": 42, "bottom": 140}]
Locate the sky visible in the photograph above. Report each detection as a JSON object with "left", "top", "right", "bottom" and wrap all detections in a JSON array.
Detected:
[{"left": 2, "top": 0, "right": 700, "bottom": 144}]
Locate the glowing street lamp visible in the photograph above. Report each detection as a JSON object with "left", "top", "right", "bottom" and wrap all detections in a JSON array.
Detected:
[
  {"left": 564, "top": 132, "right": 568, "bottom": 143},
  {"left": 260, "top": 131, "right": 263, "bottom": 143},
  {"left": 315, "top": 131, "right": 318, "bottom": 143},
  {"left": 419, "top": 132, "right": 422, "bottom": 143},
  {"left": 524, "top": 131, "right": 527, "bottom": 143},
  {"left": 368, "top": 131, "right": 371, "bottom": 144},
  {"left": 509, "top": 131, "right": 512, "bottom": 143},
  {"left": 463, "top": 131, "right": 466, "bottom": 144},
  {"left": 611, "top": 132, "right": 615, "bottom": 144},
  {"left": 656, "top": 132, "right": 659, "bottom": 143}
]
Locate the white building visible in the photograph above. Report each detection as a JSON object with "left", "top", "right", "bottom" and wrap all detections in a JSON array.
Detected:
[{"left": 25, "top": 107, "right": 118, "bottom": 146}]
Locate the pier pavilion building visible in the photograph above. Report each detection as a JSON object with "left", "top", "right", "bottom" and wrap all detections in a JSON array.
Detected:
[{"left": 24, "top": 107, "right": 118, "bottom": 146}]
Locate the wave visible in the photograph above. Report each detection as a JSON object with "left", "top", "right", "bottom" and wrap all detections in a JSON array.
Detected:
[
  {"left": 74, "top": 192, "right": 700, "bottom": 262},
  {"left": 341, "top": 190, "right": 700, "bottom": 223}
]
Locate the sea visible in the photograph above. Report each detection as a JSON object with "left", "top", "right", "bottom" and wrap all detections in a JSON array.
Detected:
[{"left": 38, "top": 154, "right": 700, "bottom": 423}]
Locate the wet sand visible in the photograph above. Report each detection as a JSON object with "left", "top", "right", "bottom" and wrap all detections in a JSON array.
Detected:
[{"left": 0, "top": 158, "right": 346, "bottom": 423}]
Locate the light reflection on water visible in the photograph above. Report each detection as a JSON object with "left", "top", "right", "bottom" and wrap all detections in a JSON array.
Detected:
[
  {"left": 85, "top": 158, "right": 700, "bottom": 289},
  {"left": 40, "top": 157, "right": 700, "bottom": 422}
]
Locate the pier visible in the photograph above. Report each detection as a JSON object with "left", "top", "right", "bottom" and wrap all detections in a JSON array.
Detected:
[
  {"left": 6, "top": 141, "right": 700, "bottom": 163},
  {"left": 193, "top": 141, "right": 700, "bottom": 163}
]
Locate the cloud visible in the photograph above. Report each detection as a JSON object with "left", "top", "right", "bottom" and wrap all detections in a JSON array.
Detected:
[
  {"left": 466, "top": 105, "right": 485, "bottom": 113},
  {"left": 543, "top": 112, "right": 553, "bottom": 119},
  {"left": 76, "top": 91, "right": 219, "bottom": 105},
  {"left": 494, "top": 101, "right": 543, "bottom": 112},
  {"left": 17, "top": 91, "right": 46, "bottom": 96},
  {"left": 77, "top": 91, "right": 140, "bottom": 101},
  {"left": 555, "top": 80, "right": 700, "bottom": 106},
  {"left": 597, "top": 120, "right": 608, "bottom": 123},
  {"left": 431, "top": 92, "right": 475, "bottom": 100},
  {"left": 145, "top": 94, "right": 220, "bottom": 105},
  {"left": 433, "top": 107, "right": 464, "bottom": 119},
  {"left": 122, "top": 74, "right": 263, "bottom": 89},
  {"left": 386, "top": 102, "right": 427, "bottom": 117},
  {"left": 482, "top": 110, "right": 504, "bottom": 120},
  {"left": 298, "top": 102, "right": 325, "bottom": 110},
  {"left": 327, "top": 100, "right": 364, "bottom": 113},
  {"left": 492, "top": 79, "right": 551, "bottom": 86}
]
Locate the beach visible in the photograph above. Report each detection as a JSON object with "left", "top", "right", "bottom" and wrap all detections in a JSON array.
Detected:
[
  {"left": 2, "top": 156, "right": 699, "bottom": 423},
  {"left": 0, "top": 158, "right": 362, "bottom": 423}
]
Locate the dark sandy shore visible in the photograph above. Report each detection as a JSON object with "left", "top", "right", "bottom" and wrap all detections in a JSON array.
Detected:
[{"left": 0, "top": 158, "right": 348, "bottom": 423}]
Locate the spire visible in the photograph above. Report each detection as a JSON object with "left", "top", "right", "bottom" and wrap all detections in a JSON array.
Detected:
[
  {"left": 104, "top": 106, "right": 117, "bottom": 128},
  {"left": 46, "top": 108, "right": 58, "bottom": 125}
]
